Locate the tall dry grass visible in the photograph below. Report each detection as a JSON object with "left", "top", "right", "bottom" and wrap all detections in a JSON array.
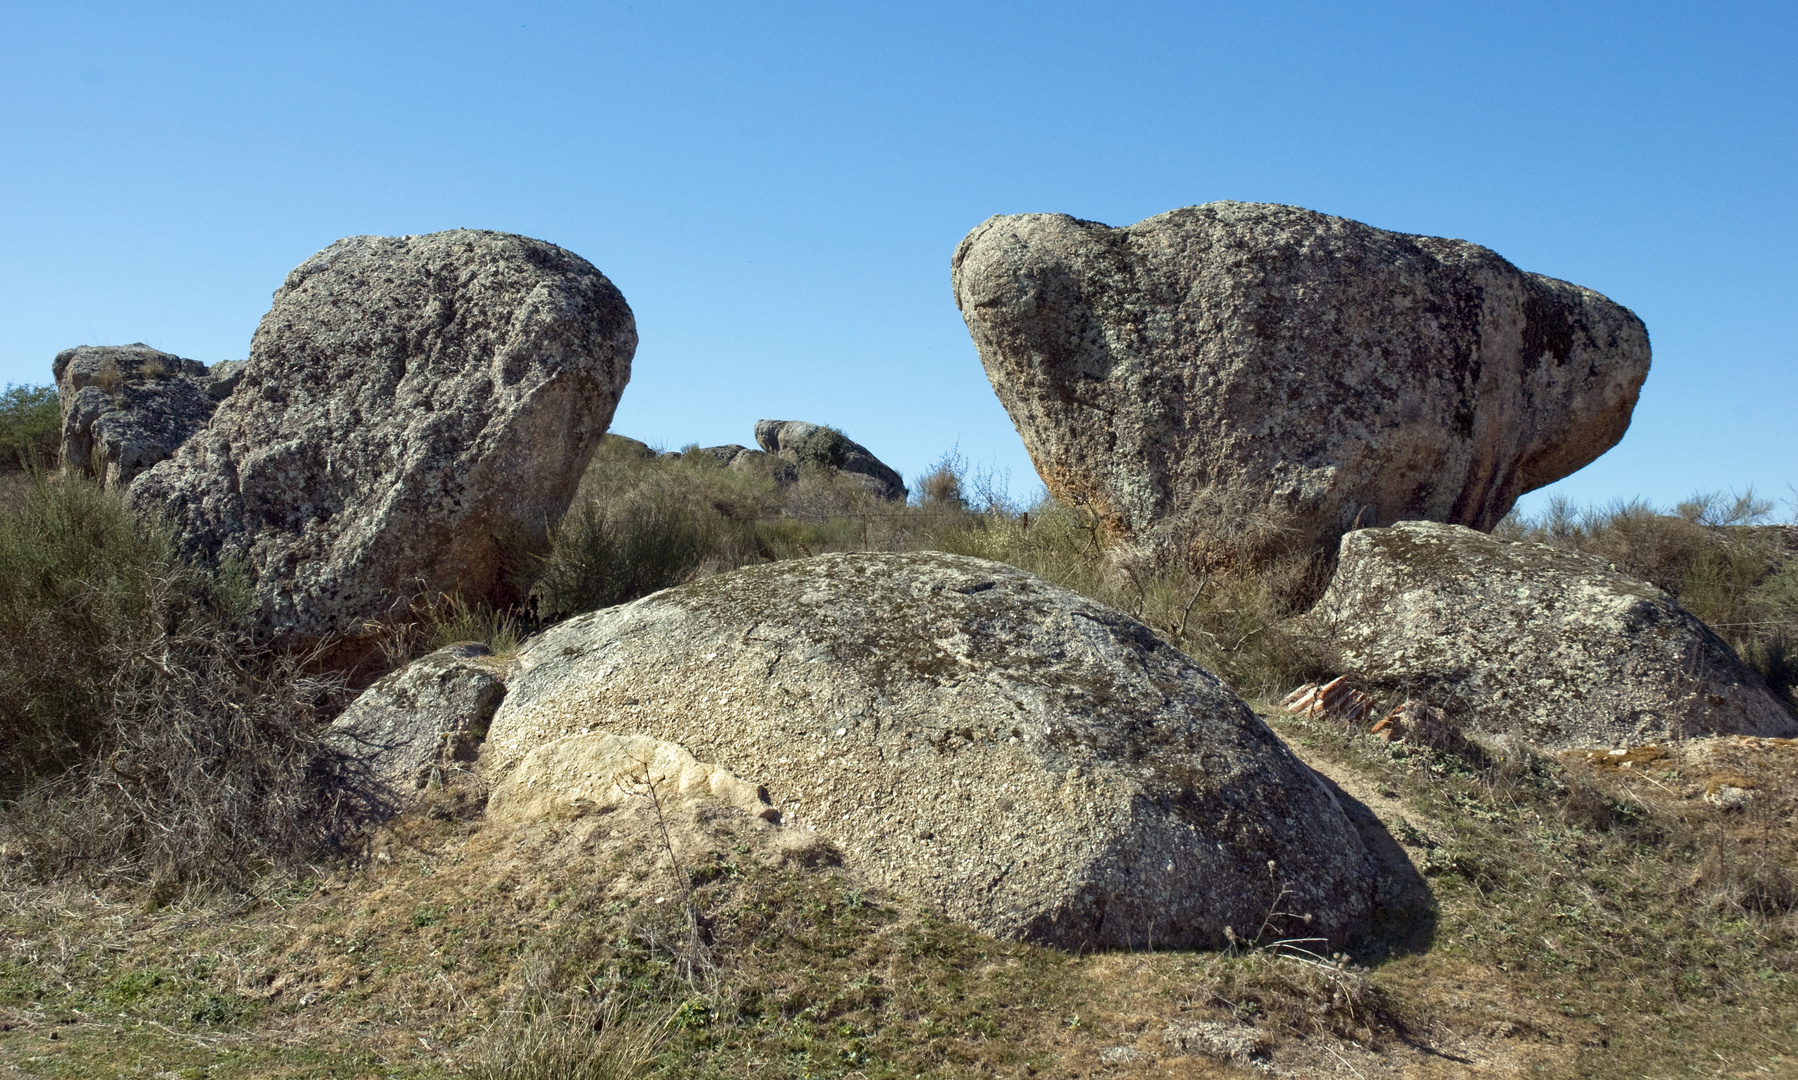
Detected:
[{"left": 529, "top": 438, "right": 1331, "bottom": 696}]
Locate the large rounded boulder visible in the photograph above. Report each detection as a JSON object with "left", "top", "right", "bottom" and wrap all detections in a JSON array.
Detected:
[
  {"left": 952, "top": 202, "right": 1650, "bottom": 565},
  {"left": 1309, "top": 521, "right": 1797, "bottom": 749},
  {"left": 483, "top": 551, "right": 1376, "bottom": 949},
  {"left": 128, "top": 230, "right": 636, "bottom": 638}
]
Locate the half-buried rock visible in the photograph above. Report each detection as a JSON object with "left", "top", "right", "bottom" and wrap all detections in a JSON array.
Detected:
[
  {"left": 128, "top": 230, "right": 636, "bottom": 639},
  {"left": 1308, "top": 521, "right": 1798, "bottom": 750},
  {"left": 952, "top": 202, "right": 1651, "bottom": 566},
  {"left": 482, "top": 551, "right": 1376, "bottom": 949},
  {"left": 324, "top": 643, "right": 507, "bottom": 815}
]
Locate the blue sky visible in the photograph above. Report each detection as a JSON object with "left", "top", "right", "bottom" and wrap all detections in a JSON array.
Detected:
[{"left": 2, "top": 1, "right": 1792, "bottom": 517}]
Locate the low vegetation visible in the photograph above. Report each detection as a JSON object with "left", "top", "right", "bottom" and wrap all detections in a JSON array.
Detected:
[
  {"left": 0, "top": 396, "right": 1794, "bottom": 1076},
  {"left": 0, "top": 471, "right": 351, "bottom": 889}
]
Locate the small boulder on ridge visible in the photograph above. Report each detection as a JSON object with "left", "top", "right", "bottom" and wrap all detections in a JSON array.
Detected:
[
  {"left": 754, "top": 420, "right": 907, "bottom": 501},
  {"left": 53, "top": 344, "right": 225, "bottom": 486}
]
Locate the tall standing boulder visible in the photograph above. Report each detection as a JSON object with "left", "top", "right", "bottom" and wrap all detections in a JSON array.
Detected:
[
  {"left": 128, "top": 230, "right": 636, "bottom": 639},
  {"left": 952, "top": 202, "right": 1651, "bottom": 565},
  {"left": 483, "top": 551, "right": 1376, "bottom": 949},
  {"left": 1309, "top": 521, "right": 1798, "bottom": 750},
  {"left": 53, "top": 344, "right": 226, "bottom": 486}
]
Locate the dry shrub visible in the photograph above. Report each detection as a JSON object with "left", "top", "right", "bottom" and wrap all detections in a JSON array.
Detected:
[
  {"left": 1196, "top": 949, "right": 1396, "bottom": 1045},
  {"left": 0, "top": 474, "right": 354, "bottom": 888}
]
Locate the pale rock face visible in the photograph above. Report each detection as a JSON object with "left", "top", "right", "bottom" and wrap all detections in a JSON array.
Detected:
[
  {"left": 487, "top": 732, "right": 778, "bottom": 824},
  {"left": 53, "top": 344, "right": 222, "bottom": 486},
  {"left": 951, "top": 202, "right": 1651, "bottom": 564},
  {"left": 127, "top": 230, "right": 636, "bottom": 638},
  {"left": 1309, "top": 521, "right": 1798, "bottom": 750},
  {"left": 483, "top": 551, "right": 1376, "bottom": 949}
]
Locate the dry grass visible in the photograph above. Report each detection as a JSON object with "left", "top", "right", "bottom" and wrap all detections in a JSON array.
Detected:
[{"left": 4, "top": 712, "right": 1795, "bottom": 1077}]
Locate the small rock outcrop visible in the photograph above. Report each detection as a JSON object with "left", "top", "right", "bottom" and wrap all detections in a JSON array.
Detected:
[
  {"left": 128, "top": 230, "right": 637, "bottom": 639},
  {"left": 53, "top": 344, "right": 231, "bottom": 486},
  {"left": 1308, "top": 521, "right": 1798, "bottom": 750},
  {"left": 325, "top": 643, "right": 506, "bottom": 812},
  {"left": 488, "top": 732, "right": 778, "bottom": 824},
  {"left": 483, "top": 551, "right": 1375, "bottom": 949},
  {"left": 952, "top": 202, "right": 1651, "bottom": 565},
  {"left": 754, "top": 420, "right": 906, "bottom": 501}
]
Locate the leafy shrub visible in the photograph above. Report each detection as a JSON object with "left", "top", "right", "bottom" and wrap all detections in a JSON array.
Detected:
[
  {"left": 787, "top": 424, "right": 850, "bottom": 471},
  {"left": 533, "top": 495, "right": 717, "bottom": 622},
  {"left": 0, "top": 383, "right": 60, "bottom": 471}
]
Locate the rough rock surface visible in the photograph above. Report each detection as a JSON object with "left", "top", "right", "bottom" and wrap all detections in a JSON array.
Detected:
[
  {"left": 325, "top": 643, "right": 506, "bottom": 812},
  {"left": 488, "top": 732, "right": 779, "bottom": 824},
  {"left": 754, "top": 420, "right": 907, "bottom": 501},
  {"left": 53, "top": 344, "right": 224, "bottom": 486},
  {"left": 1309, "top": 521, "right": 1798, "bottom": 750},
  {"left": 128, "top": 230, "right": 636, "bottom": 638},
  {"left": 951, "top": 202, "right": 1651, "bottom": 564},
  {"left": 483, "top": 551, "right": 1375, "bottom": 948}
]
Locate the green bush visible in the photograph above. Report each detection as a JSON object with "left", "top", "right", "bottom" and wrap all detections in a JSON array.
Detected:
[
  {"left": 0, "top": 383, "right": 60, "bottom": 471},
  {"left": 787, "top": 424, "right": 850, "bottom": 471}
]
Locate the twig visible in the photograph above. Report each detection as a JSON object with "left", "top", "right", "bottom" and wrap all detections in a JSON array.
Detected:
[
  {"left": 1174, "top": 575, "right": 1210, "bottom": 642},
  {"left": 1326, "top": 1043, "right": 1367, "bottom": 1078}
]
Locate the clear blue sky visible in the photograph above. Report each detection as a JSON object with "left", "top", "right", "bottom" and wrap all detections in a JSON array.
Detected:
[{"left": 3, "top": 1, "right": 1792, "bottom": 517}]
